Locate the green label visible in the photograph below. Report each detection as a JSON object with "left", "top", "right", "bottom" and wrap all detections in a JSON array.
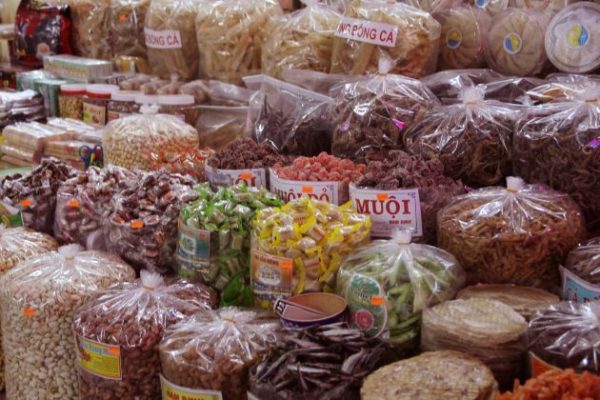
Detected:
[
  {"left": 345, "top": 274, "right": 387, "bottom": 338},
  {"left": 0, "top": 202, "right": 24, "bottom": 227}
]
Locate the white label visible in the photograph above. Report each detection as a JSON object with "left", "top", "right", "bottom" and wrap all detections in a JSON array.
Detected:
[
  {"left": 560, "top": 266, "right": 600, "bottom": 303},
  {"left": 350, "top": 185, "right": 422, "bottom": 238},
  {"left": 270, "top": 169, "right": 340, "bottom": 205},
  {"left": 335, "top": 17, "right": 398, "bottom": 47},
  {"left": 205, "top": 166, "right": 267, "bottom": 189},
  {"left": 144, "top": 29, "right": 183, "bottom": 49},
  {"left": 160, "top": 374, "right": 223, "bottom": 400}
]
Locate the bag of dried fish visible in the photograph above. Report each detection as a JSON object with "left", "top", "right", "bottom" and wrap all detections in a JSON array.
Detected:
[
  {"left": 562, "top": 237, "right": 600, "bottom": 302},
  {"left": 529, "top": 301, "right": 600, "bottom": 375},
  {"left": 337, "top": 230, "right": 465, "bottom": 351},
  {"left": 69, "top": 0, "right": 112, "bottom": 59},
  {"left": 404, "top": 85, "right": 518, "bottom": 187},
  {"left": 513, "top": 88, "right": 600, "bottom": 231},
  {"left": 251, "top": 198, "right": 371, "bottom": 310},
  {"left": 160, "top": 308, "right": 280, "bottom": 400},
  {"left": 250, "top": 323, "right": 389, "bottom": 400},
  {"left": 145, "top": 0, "right": 200, "bottom": 80},
  {"left": 110, "top": 0, "right": 149, "bottom": 59},
  {"left": 262, "top": 1, "right": 340, "bottom": 79},
  {"left": 437, "top": 177, "right": 587, "bottom": 289},
  {"left": 331, "top": 64, "right": 439, "bottom": 162},
  {"left": 177, "top": 183, "right": 282, "bottom": 307},
  {"left": 422, "top": 298, "right": 528, "bottom": 387},
  {"left": 361, "top": 350, "right": 498, "bottom": 400},
  {"left": 330, "top": 0, "right": 440, "bottom": 78},
  {"left": 252, "top": 75, "right": 334, "bottom": 157},
  {"left": 196, "top": 0, "right": 282, "bottom": 84}
]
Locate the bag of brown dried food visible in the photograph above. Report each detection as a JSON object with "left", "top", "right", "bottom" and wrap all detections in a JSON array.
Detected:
[
  {"left": 404, "top": 85, "right": 519, "bottom": 187},
  {"left": 69, "top": 0, "right": 112, "bottom": 59},
  {"left": 73, "top": 270, "right": 218, "bottom": 400},
  {"left": 159, "top": 308, "right": 280, "bottom": 400},
  {"left": 513, "top": 87, "right": 600, "bottom": 231},
  {"left": 110, "top": 0, "right": 150, "bottom": 59},
  {"left": 331, "top": 62, "right": 439, "bottom": 162}
]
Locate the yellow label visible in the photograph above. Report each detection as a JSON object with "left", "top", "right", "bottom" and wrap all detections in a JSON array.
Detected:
[
  {"left": 76, "top": 335, "right": 122, "bottom": 380},
  {"left": 160, "top": 374, "right": 223, "bottom": 400}
]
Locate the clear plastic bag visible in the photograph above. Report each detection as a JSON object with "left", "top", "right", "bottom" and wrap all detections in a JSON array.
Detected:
[
  {"left": 109, "top": 0, "right": 149, "bottom": 59},
  {"left": 196, "top": 105, "right": 248, "bottom": 150},
  {"left": 422, "top": 68, "right": 504, "bottom": 103},
  {"left": 281, "top": 68, "right": 364, "bottom": 96},
  {"left": 404, "top": 86, "right": 517, "bottom": 187},
  {"left": 69, "top": 0, "right": 112, "bottom": 59},
  {"left": 0, "top": 245, "right": 136, "bottom": 400},
  {"left": 331, "top": 67, "right": 439, "bottom": 162},
  {"left": 159, "top": 308, "right": 280, "bottom": 400},
  {"left": 526, "top": 74, "right": 600, "bottom": 104},
  {"left": 330, "top": 0, "right": 441, "bottom": 78},
  {"left": 336, "top": 231, "right": 465, "bottom": 349},
  {"left": 262, "top": 1, "right": 341, "bottom": 80},
  {"left": 513, "top": 89, "right": 600, "bottom": 230},
  {"left": 145, "top": 0, "right": 200, "bottom": 80},
  {"left": 564, "top": 237, "right": 600, "bottom": 285},
  {"left": 0, "top": 226, "right": 58, "bottom": 273},
  {"left": 2, "top": 121, "right": 72, "bottom": 163},
  {"left": 196, "top": 0, "right": 282, "bottom": 84},
  {"left": 472, "top": 0, "right": 508, "bottom": 16},
  {"left": 73, "top": 271, "right": 218, "bottom": 400},
  {"left": 529, "top": 301, "right": 600, "bottom": 373},
  {"left": 401, "top": 0, "right": 463, "bottom": 16},
  {"left": 437, "top": 177, "right": 587, "bottom": 289},
  {"left": 103, "top": 110, "right": 200, "bottom": 170},
  {"left": 512, "top": 0, "right": 572, "bottom": 14}
]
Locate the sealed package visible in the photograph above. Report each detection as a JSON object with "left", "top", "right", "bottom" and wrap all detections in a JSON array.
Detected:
[{"left": 69, "top": 0, "right": 112, "bottom": 59}]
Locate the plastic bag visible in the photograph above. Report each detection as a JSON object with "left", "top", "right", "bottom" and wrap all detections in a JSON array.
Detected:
[
  {"left": 437, "top": 177, "right": 587, "bottom": 289},
  {"left": 421, "top": 68, "right": 505, "bottom": 103},
  {"left": 196, "top": 0, "right": 282, "bottom": 84},
  {"left": 14, "top": 0, "right": 73, "bottom": 68},
  {"left": 472, "top": 0, "right": 508, "bottom": 16},
  {"left": 69, "top": 0, "right": 112, "bottom": 59},
  {"left": 2, "top": 121, "right": 72, "bottom": 163},
  {"left": 54, "top": 166, "right": 138, "bottom": 249},
  {"left": 103, "top": 110, "right": 200, "bottom": 170},
  {"left": 513, "top": 88, "right": 600, "bottom": 230},
  {"left": 109, "top": 0, "right": 149, "bottom": 59},
  {"left": 262, "top": 1, "right": 341, "bottom": 80},
  {"left": 281, "top": 68, "right": 363, "bottom": 95},
  {"left": 0, "top": 245, "right": 136, "bottom": 400},
  {"left": 401, "top": 0, "right": 462, "bottom": 16},
  {"left": 145, "top": 148, "right": 214, "bottom": 181},
  {"left": 331, "top": 67, "right": 439, "bottom": 162},
  {"left": 563, "top": 237, "right": 600, "bottom": 300},
  {"left": 159, "top": 308, "right": 280, "bottom": 400},
  {"left": 330, "top": 0, "right": 440, "bottom": 78},
  {"left": 73, "top": 271, "right": 217, "bottom": 400},
  {"left": 485, "top": 9, "right": 550, "bottom": 76},
  {"left": 0, "top": 226, "right": 58, "bottom": 273},
  {"left": 438, "top": 6, "right": 491, "bottom": 70},
  {"left": 145, "top": 0, "right": 200, "bottom": 80},
  {"left": 177, "top": 183, "right": 282, "bottom": 307},
  {"left": 525, "top": 74, "right": 600, "bottom": 104},
  {"left": 529, "top": 301, "right": 600, "bottom": 374},
  {"left": 404, "top": 85, "right": 517, "bottom": 187},
  {"left": 336, "top": 230, "right": 464, "bottom": 350},
  {"left": 253, "top": 75, "right": 334, "bottom": 156},
  {"left": 196, "top": 105, "right": 248, "bottom": 150},
  {"left": 512, "top": 0, "right": 572, "bottom": 14}
]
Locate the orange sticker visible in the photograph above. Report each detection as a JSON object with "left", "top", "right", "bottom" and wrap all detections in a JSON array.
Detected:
[
  {"left": 67, "top": 199, "right": 81, "bottom": 208},
  {"left": 107, "top": 347, "right": 121, "bottom": 357},
  {"left": 118, "top": 12, "right": 128, "bottom": 22},
  {"left": 376, "top": 193, "right": 389, "bottom": 201},
  {"left": 130, "top": 220, "right": 144, "bottom": 229},
  {"left": 370, "top": 295, "right": 385, "bottom": 306},
  {"left": 23, "top": 307, "right": 36, "bottom": 317},
  {"left": 301, "top": 186, "right": 314, "bottom": 194},
  {"left": 280, "top": 260, "right": 293, "bottom": 270},
  {"left": 19, "top": 199, "right": 32, "bottom": 208},
  {"left": 239, "top": 172, "right": 255, "bottom": 180}
]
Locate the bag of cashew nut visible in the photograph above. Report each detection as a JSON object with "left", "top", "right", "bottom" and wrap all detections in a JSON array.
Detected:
[
  {"left": 73, "top": 271, "right": 218, "bottom": 400},
  {"left": 0, "top": 245, "right": 136, "bottom": 400},
  {"left": 159, "top": 308, "right": 280, "bottom": 400}
]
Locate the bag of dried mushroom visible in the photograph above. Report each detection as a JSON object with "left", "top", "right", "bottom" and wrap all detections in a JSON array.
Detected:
[
  {"left": 73, "top": 271, "right": 217, "bottom": 400},
  {"left": 0, "top": 245, "right": 136, "bottom": 400},
  {"left": 69, "top": 0, "right": 113, "bottom": 59},
  {"left": 262, "top": 0, "right": 341, "bottom": 79},
  {"left": 330, "top": 0, "right": 441, "bottom": 78},
  {"left": 145, "top": 0, "right": 201, "bottom": 80},
  {"left": 110, "top": 0, "right": 150, "bottom": 59},
  {"left": 196, "top": 0, "right": 282, "bottom": 84}
]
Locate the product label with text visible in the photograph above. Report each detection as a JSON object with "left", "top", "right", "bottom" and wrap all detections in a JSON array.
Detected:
[
  {"left": 75, "top": 335, "right": 122, "bottom": 380},
  {"left": 205, "top": 166, "right": 267, "bottom": 189},
  {"left": 335, "top": 17, "right": 398, "bottom": 47},
  {"left": 160, "top": 374, "right": 223, "bottom": 400},
  {"left": 175, "top": 220, "right": 214, "bottom": 281},
  {"left": 83, "top": 103, "right": 107, "bottom": 126},
  {"left": 345, "top": 274, "right": 388, "bottom": 338},
  {"left": 270, "top": 170, "right": 341, "bottom": 205},
  {"left": 144, "top": 29, "right": 183, "bottom": 49},
  {"left": 560, "top": 266, "right": 600, "bottom": 303},
  {"left": 251, "top": 249, "right": 293, "bottom": 308}
]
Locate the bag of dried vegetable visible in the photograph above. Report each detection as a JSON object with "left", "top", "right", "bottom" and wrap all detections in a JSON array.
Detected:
[
  {"left": 176, "top": 183, "right": 282, "bottom": 307},
  {"left": 196, "top": 0, "right": 282, "bottom": 84},
  {"left": 110, "top": 0, "right": 149, "bottom": 59},
  {"left": 330, "top": 0, "right": 441, "bottom": 78},
  {"left": 73, "top": 270, "right": 218, "bottom": 400},
  {"left": 336, "top": 230, "right": 464, "bottom": 351},
  {"left": 262, "top": 0, "right": 341, "bottom": 80},
  {"left": 330, "top": 60, "right": 439, "bottom": 162},
  {"left": 404, "top": 85, "right": 519, "bottom": 187},
  {"left": 561, "top": 237, "right": 600, "bottom": 303},
  {"left": 159, "top": 308, "right": 279, "bottom": 400},
  {"left": 437, "top": 177, "right": 587, "bottom": 289},
  {"left": 252, "top": 75, "right": 334, "bottom": 157},
  {"left": 513, "top": 88, "right": 600, "bottom": 231},
  {"left": 145, "top": 0, "right": 200, "bottom": 80},
  {"left": 0, "top": 245, "right": 136, "bottom": 400}
]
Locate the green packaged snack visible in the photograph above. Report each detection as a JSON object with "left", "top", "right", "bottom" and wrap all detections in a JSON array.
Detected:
[{"left": 176, "top": 182, "right": 282, "bottom": 306}]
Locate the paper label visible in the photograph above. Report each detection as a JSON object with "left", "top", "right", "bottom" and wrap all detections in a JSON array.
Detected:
[
  {"left": 0, "top": 201, "right": 24, "bottom": 227},
  {"left": 270, "top": 170, "right": 341, "bottom": 205},
  {"left": 160, "top": 374, "right": 223, "bottom": 400},
  {"left": 350, "top": 185, "right": 422, "bottom": 238},
  {"left": 566, "top": 24, "right": 589, "bottom": 49},
  {"left": 503, "top": 32, "right": 522, "bottom": 55},
  {"left": 75, "top": 335, "right": 122, "bottom": 380},
  {"left": 205, "top": 166, "right": 267, "bottom": 189},
  {"left": 144, "top": 29, "right": 183, "bottom": 49},
  {"left": 446, "top": 28, "right": 462, "bottom": 49},
  {"left": 335, "top": 17, "right": 398, "bottom": 47},
  {"left": 345, "top": 274, "right": 387, "bottom": 338},
  {"left": 560, "top": 266, "right": 600, "bottom": 303},
  {"left": 529, "top": 352, "right": 561, "bottom": 378},
  {"left": 83, "top": 102, "right": 107, "bottom": 126},
  {"left": 175, "top": 220, "right": 213, "bottom": 281},
  {"left": 251, "top": 249, "right": 294, "bottom": 309}
]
